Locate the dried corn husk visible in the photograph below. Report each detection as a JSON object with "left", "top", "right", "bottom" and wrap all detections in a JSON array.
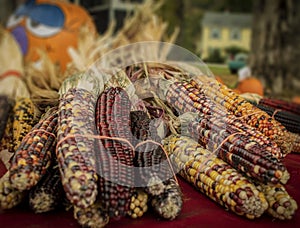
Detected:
[{"left": 0, "top": 25, "right": 29, "bottom": 98}]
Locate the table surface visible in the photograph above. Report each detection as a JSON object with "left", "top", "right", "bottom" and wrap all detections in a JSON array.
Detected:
[{"left": 1, "top": 153, "right": 300, "bottom": 228}]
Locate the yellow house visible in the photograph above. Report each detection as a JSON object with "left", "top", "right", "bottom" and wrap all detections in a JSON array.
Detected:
[{"left": 201, "top": 12, "right": 252, "bottom": 60}]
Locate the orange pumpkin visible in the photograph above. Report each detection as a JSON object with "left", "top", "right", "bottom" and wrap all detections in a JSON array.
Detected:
[
  {"left": 7, "top": 0, "right": 96, "bottom": 72},
  {"left": 292, "top": 96, "right": 300, "bottom": 104},
  {"left": 236, "top": 77, "right": 264, "bottom": 96}
]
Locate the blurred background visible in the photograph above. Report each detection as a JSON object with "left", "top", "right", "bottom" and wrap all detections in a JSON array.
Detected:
[{"left": 1, "top": 0, "right": 299, "bottom": 100}]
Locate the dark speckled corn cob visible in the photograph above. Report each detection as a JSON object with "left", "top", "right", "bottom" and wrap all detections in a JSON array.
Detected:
[
  {"left": 0, "top": 95, "right": 13, "bottom": 141},
  {"left": 29, "top": 164, "right": 65, "bottom": 213},
  {"left": 9, "top": 107, "right": 58, "bottom": 191},
  {"left": 95, "top": 87, "right": 134, "bottom": 218}
]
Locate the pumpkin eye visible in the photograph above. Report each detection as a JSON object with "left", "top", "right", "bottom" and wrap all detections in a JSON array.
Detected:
[
  {"left": 26, "top": 17, "right": 62, "bottom": 37},
  {"left": 6, "top": 14, "right": 24, "bottom": 28}
]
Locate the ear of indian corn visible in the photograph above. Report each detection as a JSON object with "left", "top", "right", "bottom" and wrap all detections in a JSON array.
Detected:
[
  {"left": 259, "top": 97, "right": 300, "bottom": 116},
  {"left": 254, "top": 103, "right": 300, "bottom": 134},
  {"left": 0, "top": 95, "right": 13, "bottom": 141},
  {"left": 190, "top": 76, "right": 293, "bottom": 156},
  {"left": 255, "top": 182, "right": 298, "bottom": 220},
  {"left": 9, "top": 107, "right": 58, "bottom": 191},
  {"left": 130, "top": 110, "right": 174, "bottom": 193},
  {"left": 165, "top": 80, "right": 283, "bottom": 159},
  {"left": 163, "top": 135, "right": 268, "bottom": 219},
  {"left": 56, "top": 87, "right": 98, "bottom": 209},
  {"left": 150, "top": 177, "right": 183, "bottom": 220},
  {"left": 73, "top": 202, "right": 109, "bottom": 228},
  {"left": 127, "top": 188, "right": 149, "bottom": 219},
  {"left": 95, "top": 87, "right": 134, "bottom": 218},
  {"left": 9, "top": 97, "right": 36, "bottom": 153},
  {"left": 0, "top": 172, "right": 26, "bottom": 210},
  {"left": 29, "top": 164, "right": 65, "bottom": 213},
  {"left": 162, "top": 80, "right": 289, "bottom": 185}
]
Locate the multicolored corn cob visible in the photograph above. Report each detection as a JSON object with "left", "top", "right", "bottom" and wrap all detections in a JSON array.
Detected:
[
  {"left": 74, "top": 202, "right": 109, "bottom": 228},
  {"left": 163, "top": 135, "right": 268, "bottom": 219},
  {"left": 190, "top": 76, "right": 293, "bottom": 156},
  {"left": 254, "top": 103, "right": 300, "bottom": 134},
  {"left": 0, "top": 172, "right": 25, "bottom": 210},
  {"left": 9, "top": 97, "right": 36, "bottom": 153},
  {"left": 255, "top": 182, "right": 298, "bottom": 220},
  {"left": 150, "top": 177, "right": 183, "bottom": 220},
  {"left": 127, "top": 188, "right": 149, "bottom": 219},
  {"left": 259, "top": 97, "right": 300, "bottom": 116},
  {"left": 29, "top": 164, "right": 65, "bottom": 213},
  {"left": 9, "top": 107, "right": 58, "bottom": 191},
  {"left": 56, "top": 87, "right": 98, "bottom": 209},
  {"left": 162, "top": 80, "right": 289, "bottom": 184},
  {"left": 0, "top": 95, "right": 13, "bottom": 141},
  {"left": 164, "top": 80, "right": 282, "bottom": 158},
  {"left": 95, "top": 87, "right": 134, "bottom": 218}
]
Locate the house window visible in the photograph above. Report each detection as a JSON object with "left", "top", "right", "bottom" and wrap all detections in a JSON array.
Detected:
[
  {"left": 210, "top": 28, "right": 221, "bottom": 39},
  {"left": 230, "top": 29, "right": 241, "bottom": 40}
]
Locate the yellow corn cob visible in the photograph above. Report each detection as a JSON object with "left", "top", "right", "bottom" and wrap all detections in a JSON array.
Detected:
[
  {"left": 127, "top": 189, "right": 149, "bottom": 219},
  {"left": 0, "top": 172, "right": 25, "bottom": 210},
  {"left": 256, "top": 183, "right": 298, "bottom": 220},
  {"left": 163, "top": 135, "right": 268, "bottom": 219},
  {"left": 9, "top": 97, "right": 36, "bottom": 153}
]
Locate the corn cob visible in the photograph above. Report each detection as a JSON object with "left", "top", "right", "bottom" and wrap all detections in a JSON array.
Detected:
[
  {"left": 0, "top": 95, "right": 13, "bottom": 141},
  {"left": 74, "top": 202, "right": 109, "bottom": 228},
  {"left": 130, "top": 110, "right": 174, "bottom": 192},
  {"left": 29, "top": 164, "right": 65, "bottom": 213},
  {"left": 127, "top": 188, "right": 149, "bottom": 219},
  {"left": 0, "top": 172, "right": 25, "bottom": 210},
  {"left": 9, "top": 97, "right": 36, "bottom": 153},
  {"left": 95, "top": 87, "right": 134, "bottom": 218},
  {"left": 291, "top": 133, "right": 300, "bottom": 153},
  {"left": 56, "top": 87, "right": 98, "bottom": 209},
  {"left": 184, "top": 112, "right": 289, "bottom": 185},
  {"left": 9, "top": 107, "right": 58, "bottom": 191},
  {"left": 259, "top": 97, "right": 300, "bottom": 116},
  {"left": 162, "top": 80, "right": 289, "bottom": 184},
  {"left": 190, "top": 77, "right": 293, "bottom": 155},
  {"left": 165, "top": 80, "right": 282, "bottom": 159},
  {"left": 255, "top": 182, "right": 298, "bottom": 220},
  {"left": 150, "top": 177, "right": 183, "bottom": 220},
  {"left": 254, "top": 103, "right": 300, "bottom": 134},
  {"left": 163, "top": 135, "right": 268, "bottom": 219},
  {"left": 0, "top": 112, "right": 13, "bottom": 152}
]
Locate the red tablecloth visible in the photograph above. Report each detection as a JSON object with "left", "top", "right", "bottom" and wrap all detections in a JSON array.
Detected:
[{"left": 1, "top": 153, "right": 300, "bottom": 228}]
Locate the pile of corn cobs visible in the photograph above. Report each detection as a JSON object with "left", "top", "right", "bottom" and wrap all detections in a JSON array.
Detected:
[{"left": 1, "top": 63, "right": 300, "bottom": 227}]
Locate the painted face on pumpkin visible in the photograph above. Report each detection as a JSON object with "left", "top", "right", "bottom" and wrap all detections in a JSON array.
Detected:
[{"left": 7, "top": 0, "right": 96, "bottom": 71}]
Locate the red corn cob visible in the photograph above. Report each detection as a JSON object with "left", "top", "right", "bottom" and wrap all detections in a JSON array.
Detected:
[{"left": 95, "top": 87, "right": 134, "bottom": 218}]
